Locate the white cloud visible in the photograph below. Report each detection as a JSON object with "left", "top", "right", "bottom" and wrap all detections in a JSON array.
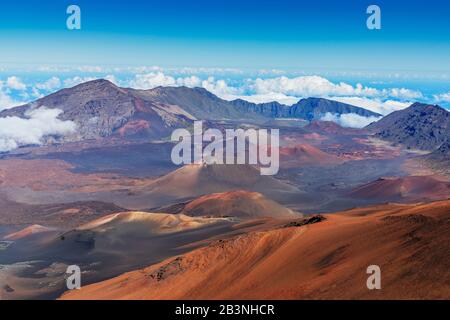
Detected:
[
  {"left": 62, "top": 75, "right": 119, "bottom": 88},
  {"left": 249, "top": 76, "right": 380, "bottom": 98},
  {"left": 0, "top": 107, "right": 76, "bottom": 152},
  {"left": 6, "top": 76, "right": 27, "bottom": 91},
  {"left": 0, "top": 71, "right": 429, "bottom": 120},
  {"left": 0, "top": 81, "right": 22, "bottom": 110},
  {"left": 387, "top": 88, "right": 422, "bottom": 100},
  {"left": 200, "top": 76, "right": 241, "bottom": 97},
  {"left": 0, "top": 91, "right": 20, "bottom": 110},
  {"left": 228, "top": 93, "right": 300, "bottom": 106},
  {"left": 32, "top": 77, "right": 63, "bottom": 97},
  {"left": 104, "top": 74, "right": 119, "bottom": 85},
  {"left": 31, "top": 87, "right": 44, "bottom": 99},
  {"left": 35, "top": 77, "right": 61, "bottom": 91},
  {"left": 176, "top": 75, "right": 202, "bottom": 87},
  {"left": 434, "top": 92, "right": 450, "bottom": 103},
  {"left": 320, "top": 112, "right": 382, "bottom": 128},
  {"left": 129, "top": 72, "right": 177, "bottom": 89},
  {"left": 330, "top": 96, "right": 411, "bottom": 115},
  {"left": 128, "top": 72, "right": 204, "bottom": 90},
  {"left": 122, "top": 73, "right": 424, "bottom": 112},
  {"left": 245, "top": 75, "right": 424, "bottom": 102},
  {"left": 63, "top": 76, "right": 98, "bottom": 87},
  {"left": 204, "top": 75, "right": 418, "bottom": 109}
]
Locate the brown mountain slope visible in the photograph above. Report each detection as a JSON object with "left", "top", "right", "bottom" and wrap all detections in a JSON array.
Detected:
[
  {"left": 160, "top": 190, "right": 300, "bottom": 219},
  {"left": 280, "top": 143, "right": 343, "bottom": 168},
  {"left": 0, "top": 79, "right": 383, "bottom": 147},
  {"left": 0, "top": 211, "right": 239, "bottom": 300},
  {"left": 348, "top": 176, "right": 450, "bottom": 202},
  {"left": 366, "top": 103, "right": 450, "bottom": 151},
  {"left": 421, "top": 138, "right": 450, "bottom": 176},
  {"left": 304, "top": 120, "right": 363, "bottom": 135},
  {"left": 0, "top": 193, "right": 126, "bottom": 228},
  {"left": 0, "top": 79, "right": 194, "bottom": 142},
  {"left": 61, "top": 200, "right": 450, "bottom": 300},
  {"left": 3, "top": 225, "right": 56, "bottom": 241},
  {"left": 78, "top": 211, "right": 221, "bottom": 233},
  {"left": 131, "top": 86, "right": 266, "bottom": 121},
  {"left": 121, "top": 163, "right": 301, "bottom": 209}
]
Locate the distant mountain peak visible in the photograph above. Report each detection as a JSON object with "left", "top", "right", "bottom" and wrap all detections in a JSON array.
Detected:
[
  {"left": 289, "top": 96, "right": 382, "bottom": 120},
  {"left": 0, "top": 78, "right": 429, "bottom": 150},
  {"left": 408, "top": 102, "right": 448, "bottom": 113},
  {"left": 72, "top": 78, "right": 118, "bottom": 90},
  {"left": 0, "top": 78, "right": 194, "bottom": 144},
  {"left": 367, "top": 102, "right": 450, "bottom": 151},
  {"left": 301, "top": 97, "right": 322, "bottom": 102}
]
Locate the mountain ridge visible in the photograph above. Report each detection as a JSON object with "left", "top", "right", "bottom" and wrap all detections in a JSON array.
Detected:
[
  {"left": 366, "top": 102, "right": 450, "bottom": 150},
  {"left": 0, "top": 79, "right": 382, "bottom": 145},
  {"left": 0, "top": 79, "right": 194, "bottom": 142}
]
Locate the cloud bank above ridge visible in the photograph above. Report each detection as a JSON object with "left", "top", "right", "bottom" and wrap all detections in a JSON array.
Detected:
[
  {"left": 320, "top": 112, "right": 382, "bottom": 128},
  {"left": 0, "top": 107, "right": 76, "bottom": 152},
  {"left": 1, "top": 68, "right": 447, "bottom": 129}
]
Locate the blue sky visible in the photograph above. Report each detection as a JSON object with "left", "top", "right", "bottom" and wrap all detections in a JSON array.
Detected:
[
  {"left": 0, "top": 0, "right": 449, "bottom": 71},
  {"left": 0, "top": 0, "right": 449, "bottom": 115}
]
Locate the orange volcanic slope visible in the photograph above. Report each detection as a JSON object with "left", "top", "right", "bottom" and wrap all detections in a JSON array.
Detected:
[
  {"left": 280, "top": 143, "right": 343, "bottom": 167},
  {"left": 180, "top": 190, "right": 299, "bottom": 219},
  {"left": 62, "top": 200, "right": 450, "bottom": 300},
  {"left": 3, "top": 225, "right": 55, "bottom": 240},
  {"left": 129, "top": 163, "right": 300, "bottom": 208},
  {"left": 349, "top": 176, "right": 450, "bottom": 201},
  {"left": 145, "top": 163, "right": 297, "bottom": 193}
]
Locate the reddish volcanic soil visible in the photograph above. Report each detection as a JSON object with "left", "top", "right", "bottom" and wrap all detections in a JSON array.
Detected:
[
  {"left": 304, "top": 121, "right": 363, "bottom": 135},
  {"left": 118, "top": 120, "right": 150, "bottom": 137},
  {"left": 3, "top": 225, "right": 55, "bottom": 240},
  {"left": 279, "top": 143, "right": 343, "bottom": 168},
  {"left": 0, "top": 159, "right": 148, "bottom": 192},
  {"left": 177, "top": 190, "right": 300, "bottom": 219},
  {"left": 120, "top": 163, "right": 301, "bottom": 209},
  {"left": 0, "top": 193, "right": 126, "bottom": 228},
  {"left": 349, "top": 175, "right": 450, "bottom": 202},
  {"left": 61, "top": 200, "right": 450, "bottom": 300}
]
